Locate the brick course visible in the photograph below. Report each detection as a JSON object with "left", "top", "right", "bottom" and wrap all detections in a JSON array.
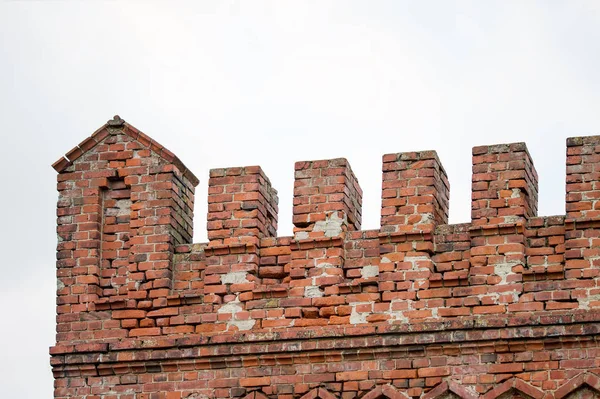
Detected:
[{"left": 51, "top": 116, "right": 600, "bottom": 399}]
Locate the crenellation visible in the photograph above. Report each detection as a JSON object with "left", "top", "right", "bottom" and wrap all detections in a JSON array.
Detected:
[
  {"left": 471, "top": 142, "right": 538, "bottom": 225},
  {"left": 293, "top": 158, "right": 362, "bottom": 236},
  {"left": 566, "top": 135, "right": 600, "bottom": 220},
  {"left": 208, "top": 166, "right": 278, "bottom": 245},
  {"left": 381, "top": 151, "right": 449, "bottom": 234},
  {"left": 50, "top": 117, "right": 600, "bottom": 399}
]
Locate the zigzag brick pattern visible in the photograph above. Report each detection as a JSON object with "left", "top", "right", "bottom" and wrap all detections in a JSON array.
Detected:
[{"left": 50, "top": 117, "right": 600, "bottom": 399}]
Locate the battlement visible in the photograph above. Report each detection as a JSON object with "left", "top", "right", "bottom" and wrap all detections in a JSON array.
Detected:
[{"left": 50, "top": 117, "right": 600, "bottom": 399}]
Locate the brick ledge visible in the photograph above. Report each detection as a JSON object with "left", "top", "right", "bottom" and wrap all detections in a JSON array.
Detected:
[{"left": 50, "top": 311, "right": 600, "bottom": 358}]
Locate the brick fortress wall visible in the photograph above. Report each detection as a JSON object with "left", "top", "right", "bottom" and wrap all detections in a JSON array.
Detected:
[{"left": 50, "top": 116, "right": 600, "bottom": 399}]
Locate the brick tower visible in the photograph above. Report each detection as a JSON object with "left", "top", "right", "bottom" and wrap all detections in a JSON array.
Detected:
[{"left": 50, "top": 117, "right": 600, "bottom": 399}]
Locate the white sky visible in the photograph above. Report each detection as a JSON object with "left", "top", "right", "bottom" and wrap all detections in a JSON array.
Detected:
[{"left": 1, "top": 1, "right": 600, "bottom": 397}]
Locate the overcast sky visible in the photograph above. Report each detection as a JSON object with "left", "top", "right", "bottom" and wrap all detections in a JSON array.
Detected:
[{"left": 1, "top": 1, "right": 600, "bottom": 397}]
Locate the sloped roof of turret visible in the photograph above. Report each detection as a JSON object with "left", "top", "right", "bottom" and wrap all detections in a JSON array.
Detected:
[{"left": 51, "top": 115, "right": 199, "bottom": 186}]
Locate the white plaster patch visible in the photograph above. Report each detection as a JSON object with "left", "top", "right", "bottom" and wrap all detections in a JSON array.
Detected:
[
  {"left": 387, "top": 300, "right": 410, "bottom": 323},
  {"left": 220, "top": 271, "right": 249, "bottom": 285},
  {"left": 218, "top": 300, "right": 243, "bottom": 314},
  {"left": 494, "top": 262, "right": 518, "bottom": 285},
  {"left": 511, "top": 188, "right": 522, "bottom": 198},
  {"left": 350, "top": 309, "right": 368, "bottom": 325},
  {"left": 349, "top": 301, "right": 372, "bottom": 325},
  {"left": 115, "top": 199, "right": 132, "bottom": 216},
  {"left": 57, "top": 279, "right": 65, "bottom": 291},
  {"left": 419, "top": 213, "right": 434, "bottom": 223},
  {"left": 360, "top": 265, "right": 379, "bottom": 278},
  {"left": 578, "top": 293, "right": 600, "bottom": 310},
  {"left": 504, "top": 215, "right": 520, "bottom": 223},
  {"left": 381, "top": 256, "right": 391, "bottom": 264},
  {"left": 229, "top": 319, "right": 256, "bottom": 331},
  {"left": 511, "top": 290, "right": 520, "bottom": 303},
  {"left": 294, "top": 231, "right": 309, "bottom": 240},
  {"left": 480, "top": 292, "right": 500, "bottom": 304},
  {"left": 305, "top": 285, "right": 324, "bottom": 298},
  {"left": 217, "top": 296, "right": 256, "bottom": 331},
  {"left": 303, "top": 263, "right": 336, "bottom": 297},
  {"left": 405, "top": 256, "right": 430, "bottom": 271},
  {"left": 313, "top": 212, "right": 345, "bottom": 237},
  {"left": 316, "top": 262, "right": 333, "bottom": 269}
]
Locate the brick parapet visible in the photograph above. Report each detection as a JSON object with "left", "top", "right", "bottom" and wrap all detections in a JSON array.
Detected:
[{"left": 50, "top": 117, "right": 600, "bottom": 399}]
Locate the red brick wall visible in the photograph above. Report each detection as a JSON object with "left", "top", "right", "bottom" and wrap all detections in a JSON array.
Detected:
[{"left": 50, "top": 117, "right": 600, "bottom": 399}]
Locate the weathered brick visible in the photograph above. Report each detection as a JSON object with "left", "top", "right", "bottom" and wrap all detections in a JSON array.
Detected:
[{"left": 50, "top": 120, "right": 600, "bottom": 399}]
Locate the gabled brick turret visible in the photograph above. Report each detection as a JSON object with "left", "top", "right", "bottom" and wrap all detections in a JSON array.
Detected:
[
  {"left": 52, "top": 116, "right": 197, "bottom": 316},
  {"left": 50, "top": 118, "right": 600, "bottom": 399}
]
